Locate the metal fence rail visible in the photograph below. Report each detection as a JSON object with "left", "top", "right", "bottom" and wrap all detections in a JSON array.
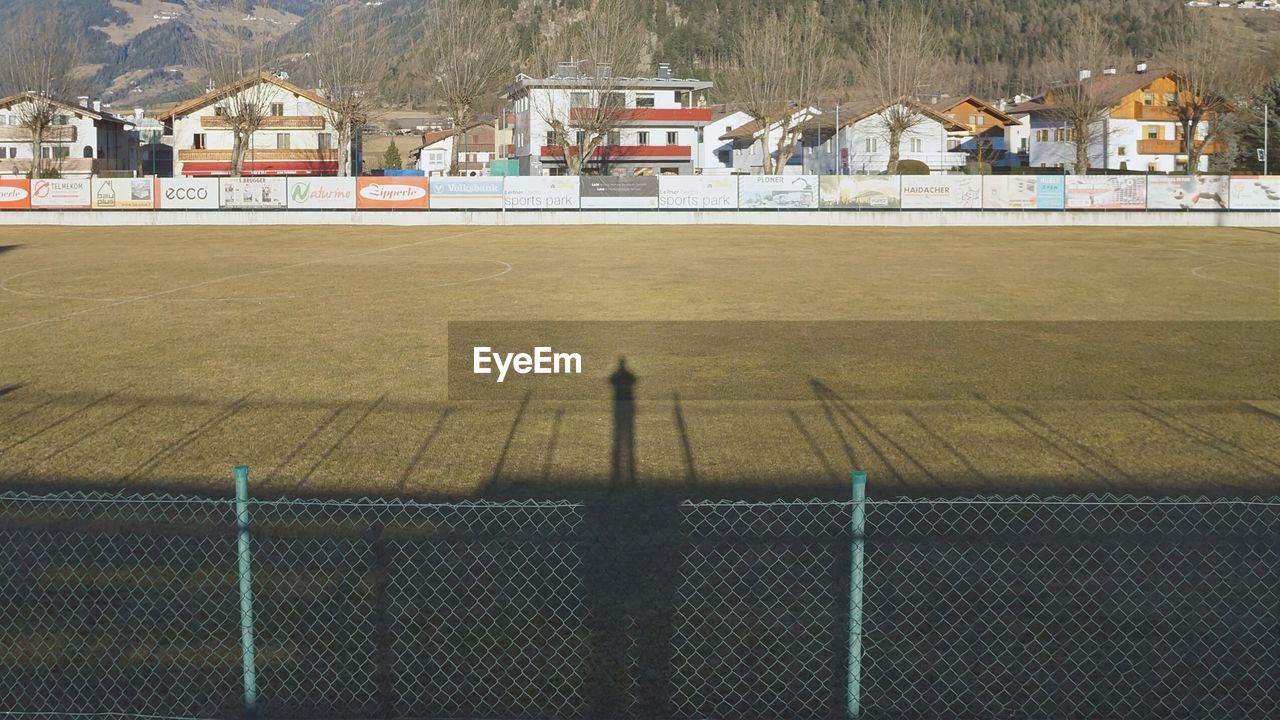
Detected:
[{"left": 2, "top": 486, "right": 1277, "bottom": 720}]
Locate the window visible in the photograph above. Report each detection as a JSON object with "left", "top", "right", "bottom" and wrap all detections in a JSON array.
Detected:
[
  {"left": 637, "top": 131, "right": 650, "bottom": 145},
  {"left": 570, "top": 92, "right": 591, "bottom": 108},
  {"left": 192, "top": 133, "right": 206, "bottom": 149},
  {"left": 910, "top": 137, "right": 923, "bottom": 152},
  {"left": 270, "top": 102, "right": 284, "bottom": 116},
  {"left": 318, "top": 133, "right": 332, "bottom": 150},
  {"left": 276, "top": 133, "right": 290, "bottom": 150},
  {"left": 603, "top": 92, "right": 625, "bottom": 108},
  {"left": 214, "top": 105, "right": 227, "bottom": 117},
  {"left": 1143, "top": 92, "right": 1154, "bottom": 105},
  {"left": 666, "top": 131, "right": 678, "bottom": 145},
  {"left": 969, "top": 114, "right": 984, "bottom": 126},
  {"left": 636, "top": 93, "right": 655, "bottom": 108},
  {"left": 1144, "top": 125, "right": 1161, "bottom": 140},
  {"left": 607, "top": 130, "right": 621, "bottom": 146},
  {"left": 1035, "top": 129, "right": 1050, "bottom": 143},
  {"left": 1165, "top": 93, "right": 1178, "bottom": 106},
  {"left": 864, "top": 137, "right": 878, "bottom": 152},
  {"left": 1148, "top": 163, "right": 1158, "bottom": 172},
  {"left": 51, "top": 115, "right": 69, "bottom": 126},
  {"left": 82, "top": 145, "right": 93, "bottom": 158},
  {"left": 1118, "top": 145, "right": 1127, "bottom": 156},
  {"left": 1054, "top": 129, "right": 1064, "bottom": 142},
  {"left": 546, "top": 130, "right": 557, "bottom": 146},
  {"left": 1019, "top": 138, "right": 1028, "bottom": 152}
]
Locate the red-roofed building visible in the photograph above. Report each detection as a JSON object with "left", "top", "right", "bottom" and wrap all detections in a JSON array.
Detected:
[{"left": 409, "top": 121, "right": 497, "bottom": 176}]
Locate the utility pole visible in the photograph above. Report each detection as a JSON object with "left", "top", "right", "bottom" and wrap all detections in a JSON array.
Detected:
[{"left": 1265, "top": 103, "right": 1270, "bottom": 176}]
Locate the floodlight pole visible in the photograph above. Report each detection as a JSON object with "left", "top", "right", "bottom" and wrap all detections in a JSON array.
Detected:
[
  {"left": 847, "top": 470, "right": 868, "bottom": 719},
  {"left": 234, "top": 465, "right": 259, "bottom": 720}
]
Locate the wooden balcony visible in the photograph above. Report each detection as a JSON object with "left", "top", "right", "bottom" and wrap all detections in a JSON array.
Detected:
[
  {"left": 1136, "top": 138, "right": 1227, "bottom": 155},
  {"left": 200, "top": 115, "right": 326, "bottom": 130},
  {"left": 0, "top": 125, "right": 77, "bottom": 142},
  {"left": 177, "top": 148, "right": 338, "bottom": 162}
]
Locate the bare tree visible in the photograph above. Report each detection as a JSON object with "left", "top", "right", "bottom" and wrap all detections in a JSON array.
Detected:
[
  {"left": 1161, "top": 14, "right": 1263, "bottom": 175},
  {"left": 0, "top": 0, "right": 85, "bottom": 178},
  {"left": 855, "top": 2, "right": 945, "bottom": 174},
  {"left": 308, "top": 3, "right": 382, "bottom": 176},
  {"left": 530, "top": 0, "right": 649, "bottom": 176},
  {"left": 197, "top": 0, "right": 273, "bottom": 177},
  {"left": 1035, "top": 12, "right": 1121, "bottom": 174},
  {"left": 722, "top": 3, "right": 836, "bottom": 175},
  {"left": 422, "top": 0, "right": 513, "bottom": 176}
]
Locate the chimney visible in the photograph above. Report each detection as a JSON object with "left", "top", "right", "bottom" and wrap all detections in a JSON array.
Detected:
[
  {"left": 133, "top": 108, "right": 144, "bottom": 121},
  {"left": 1078, "top": 69, "right": 1092, "bottom": 81},
  {"left": 92, "top": 100, "right": 102, "bottom": 113},
  {"left": 1103, "top": 67, "right": 1117, "bottom": 76},
  {"left": 77, "top": 96, "right": 89, "bottom": 107},
  {"left": 1136, "top": 61, "right": 1148, "bottom": 74},
  {"left": 657, "top": 62, "right": 671, "bottom": 80}
]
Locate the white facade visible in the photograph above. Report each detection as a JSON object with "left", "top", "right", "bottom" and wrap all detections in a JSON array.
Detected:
[
  {"left": 501, "top": 71, "right": 713, "bottom": 176},
  {"left": 1027, "top": 112, "right": 1211, "bottom": 173},
  {"left": 724, "top": 107, "right": 822, "bottom": 175},
  {"left": 803, "top": 106, "right": 967, "bottom": 174},
  {"left": 0, "top": 97, "right": 135, "bottom": 177},
  {"left": 700, "top": 111, "right": 753, "bottom": 174},
  {"left": 161, "top": 74, "right": 354, "bottom": 177}
]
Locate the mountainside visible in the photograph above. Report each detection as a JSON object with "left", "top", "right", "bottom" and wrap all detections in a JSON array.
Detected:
[{"left": 4, "top": 0, "right": 1276, "bottom": 109}]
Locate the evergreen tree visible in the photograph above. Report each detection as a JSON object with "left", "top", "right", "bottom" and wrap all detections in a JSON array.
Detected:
[{"left": 382, "top": 139, "right": 403, "bottom": 170}]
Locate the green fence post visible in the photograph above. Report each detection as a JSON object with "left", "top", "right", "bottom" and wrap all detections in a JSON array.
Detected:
[
  {"left": 234, "top": 465, "right": 259, "bottom": 720},
  {"left": 848, "top": 470, "right": 868, "bottom": 719}
]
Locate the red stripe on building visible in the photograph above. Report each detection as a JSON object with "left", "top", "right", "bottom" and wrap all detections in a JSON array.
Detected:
[{"left": 181, "top": 160, "right": 338, "bottom": 177}]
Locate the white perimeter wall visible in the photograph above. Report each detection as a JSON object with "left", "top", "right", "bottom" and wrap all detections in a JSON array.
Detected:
[{"left": 2, "top": 209, "right": 1276, "bottom": 228}]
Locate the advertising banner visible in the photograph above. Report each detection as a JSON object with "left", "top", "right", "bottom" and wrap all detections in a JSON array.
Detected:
[
  {"left": 156, "top": 178, "right": 219, "bottom": 209},
  {"left": 1146, "top": 176, "right": 1229, "bottom": 210},
  {"left": 30, "top": 178, "right": 91, "bottom": 209},
  {"left": 739, "top": 175, "right": 820, "bottom": 209},
  {"left": 1228, "top": 176, "right": 1280, "bottom": 210},
  {"left": 818, "top": 176, "right": 898, "bottom": 209},
  {"left": 428, "top": 177, "right": 504, "bottom": 210},
  {"left": 91, "top": 178, "right": 155, "bottom": 209},
  {"left": 900, "top": 176, "right": 981, "bottom": 209},
  {"left": 1065, "top": 175, "right": 1146, "bottom": 210},
  {"left": 580, "top": 176, "right": 660, "bottom": 209},
  {"left": 287, "top": 177, "right": 358, "bottom": 209},
  {"left": 657, "top": 176, "right": 738, "bottom": 210},
  {"left": 356, "top": 177, "right": 430, "bottom": 209},
  {"left": 0, "top": 179, "right": 31, "bottom": 210},
  {"left": 982, "top": 176, "right": 1065, "bottom": 209},
  {"left": 503, "top": 176, "right": 579, "bottom": 210},
  {"left": 220, "top": 177, "right": 287, "bottom": 209}
]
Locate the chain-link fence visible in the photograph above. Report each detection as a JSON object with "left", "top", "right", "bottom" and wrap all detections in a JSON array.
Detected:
[{"left": 2, "top": 487, "right": 1277, "bottom": 720}]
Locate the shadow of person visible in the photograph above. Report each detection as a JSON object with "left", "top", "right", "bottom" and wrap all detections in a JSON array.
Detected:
[{"left": 609, "top": 358, "right": 637, "bottom": 487}]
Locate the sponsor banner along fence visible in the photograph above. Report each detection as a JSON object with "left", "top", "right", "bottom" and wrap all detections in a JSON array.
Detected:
[
  {"left": 742, "top": 175, "right": 820, "bottom": 209},
  {"left": 1066, "top": 176, "right": 1147, "bottom": 210},
  {"left": 820, "top": 176, "right": 900, "bottom": 209},
  {"left": 220, "top": 177, "right": 287, "bottom": 210},
  {"left": 900, "top": 176, "right": 981, "bottom": 210},
  {"left": 1228, "top": 176, "right": 1280, "bottom": 210},
  {"left": 357, "top": 177, "right": 430, "bottom": 210},
  {"left": 287, "top": 177, "right": 357, "bottom": 210},
  {"left": 91, "top": 178, "right": 155, "bottom": 210},
  {"left": 0, "top": 179, "right": 31, "bottom": 209},
  {"left": 2, "top": 175, "right": 1280, "bottom": 212},
  {"left": 658, "top": 176, "right": 738, "bottom": 210},
  {"left": 1147, "top": 176, "right": 1230, "bottom": 211},
  {"left": 982, "top": 176, "right": 1065, "bottom": 210},
  {"left": 503, "top": 176, "right": 580, "bottom": 210},
  {"left": 581, "top": 176, "right": 659, "bottom": 209},
  {"left": 157, "top": 178, "right": 219, "bottom": 210},
  {"left": 429, "top": 177, "right": 504, "bottom": 210}
]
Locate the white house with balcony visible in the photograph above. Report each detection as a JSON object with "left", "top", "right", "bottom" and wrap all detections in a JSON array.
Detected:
[
  {"left": 1013, "top": 65, "right": 1222, "bottom": 173},
  {"left": 157, "top": 72, "right": 360, "bottom": 177},
  {"left": 0, "top": 93, "right": 137, "bottom": 177},
  {"left": 719, "top": 107, "right": 822, "bottom": 174},
  {"left": 499, "top": 63, "right": 714, "bottom": 176}
]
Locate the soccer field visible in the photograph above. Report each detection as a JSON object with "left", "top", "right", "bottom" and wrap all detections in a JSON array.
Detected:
[{"left": 0, "top": 223, "right": 1277, "bottom": 498}]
